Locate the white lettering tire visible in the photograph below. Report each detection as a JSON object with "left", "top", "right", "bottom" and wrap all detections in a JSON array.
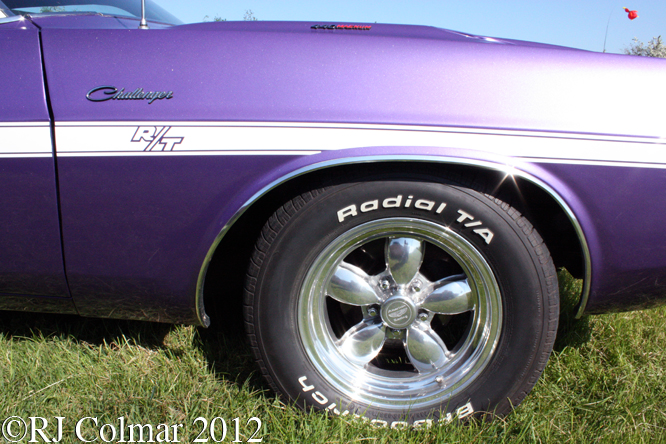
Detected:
[{"left": 244, "top": 178, "right": 558, "bottom": 423}]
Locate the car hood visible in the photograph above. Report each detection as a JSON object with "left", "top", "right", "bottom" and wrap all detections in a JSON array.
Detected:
[{"left": 175, "top": 20, "right": 577, "bottom": 51}]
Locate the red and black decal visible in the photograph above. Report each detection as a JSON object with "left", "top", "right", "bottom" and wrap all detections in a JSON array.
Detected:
[{"left": 311, "top": 24, "right": 372, "bottom": 31}]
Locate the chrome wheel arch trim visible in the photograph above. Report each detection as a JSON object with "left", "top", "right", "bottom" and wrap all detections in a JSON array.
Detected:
[{"left": 195, "top": 155, "right": 592, "bottom": 327}]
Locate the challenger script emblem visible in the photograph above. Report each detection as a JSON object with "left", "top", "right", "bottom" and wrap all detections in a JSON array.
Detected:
[
  {"left": 131, "top": 126, "right": 183, "bottom": 151},
  {"left": 86, "top": 86, "right": 174, "bottom": 104}
]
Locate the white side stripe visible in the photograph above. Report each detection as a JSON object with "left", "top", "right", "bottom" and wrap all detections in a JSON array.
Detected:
[
  {"left": 60, "top": 150, "right": 321, "bottom": 157},
  {"left": 0, "top": 122, "right": 50, "bottom": 127},
  {"left": 54, "top": 122, "right": 666, "bottom": 166},
  {"left": 0, "top": 124, "right": 52, "bottom": 157},
  {"left": 517, "top": 157, "right": 666, "bottom": 169},
  {"left": 56, "top": 121, "right": 664, "bottom": 145}
]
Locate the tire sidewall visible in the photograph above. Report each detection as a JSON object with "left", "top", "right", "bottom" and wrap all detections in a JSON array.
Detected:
[{"left": 253, "top": 180, "right": 553, "bottom": 423}]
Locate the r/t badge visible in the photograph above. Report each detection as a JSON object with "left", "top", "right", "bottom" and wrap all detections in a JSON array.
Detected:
[{"left": 131, "top": 126, "right": 183, "bottom": 151}]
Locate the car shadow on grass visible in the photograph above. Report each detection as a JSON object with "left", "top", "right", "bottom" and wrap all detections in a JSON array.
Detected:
[
  {"left": 194, "top": 292, "right": 271, "bottom": 395},
  {"left": 195, "top": 326, "right": 268, "bottom": 393},
  {"left": 0, "top": 310, "right": 173, "bottom": 348},
  {"left": 0, "top": 308, "right": 268, "bottom": 394},
  {"left": 554, "top": 268, "right": 592, "bottom": 352}
]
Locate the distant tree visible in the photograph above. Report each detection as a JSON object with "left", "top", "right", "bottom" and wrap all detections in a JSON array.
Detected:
[
  {"left": 624, "top": 36, "right": 666, "bottom": 58},
  {"left": 203, "top": 15, "right": 226, "bottom": 22},
  {"left": 40, "top": 6, "right": 65, "bottom": 12},
  {"left": 204, "top": 9, "right": 256, "bottom": 22}
]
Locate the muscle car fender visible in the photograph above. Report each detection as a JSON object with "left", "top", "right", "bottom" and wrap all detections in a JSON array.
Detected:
[{"left": 2, "top": 4, "right": 666, "bottom": 425}]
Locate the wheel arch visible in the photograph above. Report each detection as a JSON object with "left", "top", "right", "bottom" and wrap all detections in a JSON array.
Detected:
[{"left": 198, "top": 156, "right": 591, "bottom": 329}]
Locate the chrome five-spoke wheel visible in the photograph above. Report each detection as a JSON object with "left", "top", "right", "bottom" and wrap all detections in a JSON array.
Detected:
[{"left": 299, "top": 218, "right": 502, "bottom": 410}]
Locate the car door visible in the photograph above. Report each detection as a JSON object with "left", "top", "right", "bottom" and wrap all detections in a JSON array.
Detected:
[{"left": 0, "top": 16, "right": 70, "bottom": 300}]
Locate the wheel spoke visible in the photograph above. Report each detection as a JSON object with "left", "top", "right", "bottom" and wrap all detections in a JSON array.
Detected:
[
  {"left": 336, "top": 320, "right": 387, "bottom": 366},
  {"left": 421, "top": 278, "right": 474, "bottom": 315},
  {"left": 327, "top": 262, "right": 382, "bottom": 306},
  {"left": 385, "top": 237, "right": 424, "bottom": 285},
  {"left": 405, "top": 323, "right": 450, "bottom": 373}
]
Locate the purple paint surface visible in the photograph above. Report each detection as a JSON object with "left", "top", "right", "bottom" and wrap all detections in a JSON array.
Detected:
[
  {"left": 0, "top": 25, "right": 68, "bottom": 301},
  {"left": 537, "top": 163, "right": 666, "bottom": 313},
  {"left": 0, "top": 158, "right": 69, "bottom": 298},
  {"left": 0, "top": 26, "right": 49, "bottom": 122},
  {"left": 57, "top": 154, "right": 296, "bottom": 323},
  {"left": 40, "top": 22, "right": 665, "bottom": 138}
]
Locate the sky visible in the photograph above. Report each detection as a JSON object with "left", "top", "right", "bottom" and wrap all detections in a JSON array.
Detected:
[{"left": 155, "top": 0, "right": 665, "bottom": 54}]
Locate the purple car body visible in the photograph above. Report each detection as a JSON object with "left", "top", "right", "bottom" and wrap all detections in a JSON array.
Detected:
[{"left": 2, "top": 0, "right": 666, "bottom": 423}]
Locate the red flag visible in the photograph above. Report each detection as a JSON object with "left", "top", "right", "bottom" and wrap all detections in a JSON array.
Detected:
[{"left": 624, "top": 7, "right": 638, "bottom": 20}]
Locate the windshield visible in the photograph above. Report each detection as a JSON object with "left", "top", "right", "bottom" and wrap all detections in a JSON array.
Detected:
[{"left": 3, "top": 0, "right": 181, "bottom": 25}]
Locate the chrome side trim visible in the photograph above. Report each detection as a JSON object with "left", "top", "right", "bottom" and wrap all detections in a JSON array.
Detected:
[
  {"left": 0, "top": 16, "right": 26, "bottom": 24},
  {"left": 195, "top": 155, "right": 592, "bottom": 327},
  {"left": 0, "top": 2, "right": 11, "bottom": 19}
]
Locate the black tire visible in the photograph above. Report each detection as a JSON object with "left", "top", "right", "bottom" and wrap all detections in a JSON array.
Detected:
[{"left": 244, "top": 177, "right": 558, "bottom": 427}]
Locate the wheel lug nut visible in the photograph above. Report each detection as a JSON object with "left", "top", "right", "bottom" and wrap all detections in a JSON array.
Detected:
[
  {"left": 436, "top": 376, "right": 444, "bottom": 385},
  {"left": 367, "top": 307, "right": 378, "bottom": 317},
  {"left": 411, "top": 280, "right": 422, "bottom": 292},
  {"left": 418, "top": 312, "right": 429, "bottom": 322},
  {"left": 379, "top": 279, "right": 390, "bottom": 290}
]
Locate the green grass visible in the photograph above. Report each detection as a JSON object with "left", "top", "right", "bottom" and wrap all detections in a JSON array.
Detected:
[{"left": 2, "top": 270, "right": 666, "bottom": 443}]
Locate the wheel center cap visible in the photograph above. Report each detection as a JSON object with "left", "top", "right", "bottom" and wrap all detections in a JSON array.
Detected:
[{"left": 381, "top": 296, "right": 417, "bottom": 329}]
